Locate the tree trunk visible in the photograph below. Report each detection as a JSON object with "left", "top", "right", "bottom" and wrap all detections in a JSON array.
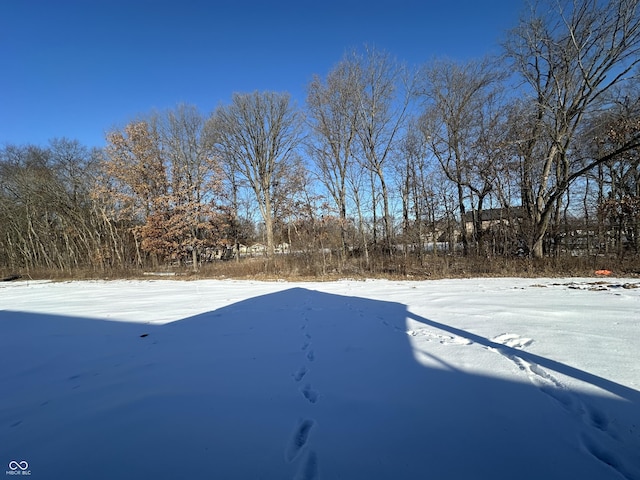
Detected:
[
  {"left": 456, "top": 182, "right": 468, "bottom": 256},
  {"left": 191, "top": 245, "right": 198, "bottom": 272},
  {"left": 531, "top": 208, "right": 552, "bottom": 259}
]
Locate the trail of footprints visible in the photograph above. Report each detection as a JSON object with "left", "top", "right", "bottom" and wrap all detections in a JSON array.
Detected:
[
  {"left": 378, "top": 317, "right": 635, "bottom": 479},
  {"left": 294, "top": 323, "right": 318, "bottom": 404},
  {"left": 285, "top": 302, "right": 635, "bottom": 479},
  {"left": 284, "top": 303, "right": 320, "bottom": 480},
  {"left": 488, "top": 333, "right": 634, "bottom": 480}
]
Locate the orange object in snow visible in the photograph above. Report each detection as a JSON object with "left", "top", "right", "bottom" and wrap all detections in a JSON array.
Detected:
[{"left": 595, "top": 269, "right": 612, "bottom": 276}]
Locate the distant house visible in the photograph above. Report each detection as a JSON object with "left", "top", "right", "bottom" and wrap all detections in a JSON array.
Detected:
[
  {"left": 233, "top": 244, "right": 248, "bottom": 255},
  {"left": 275, "top": 242, "right": 290, "bottom": 254},
  {"left": 248, "top": 243, "right": 266, "bottom": 255},
  {"left": 463, "top": 207, "right": 525, "bottom": 235}
]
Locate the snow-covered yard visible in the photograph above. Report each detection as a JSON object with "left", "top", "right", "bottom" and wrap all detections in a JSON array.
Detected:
[{"left": 1, "top": 277, "right": 639, "bottom": 479}]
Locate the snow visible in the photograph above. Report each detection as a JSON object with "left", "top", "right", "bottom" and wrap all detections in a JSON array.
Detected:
[{"left": 1, "top": 277, "right": 639, "bottom": 479}]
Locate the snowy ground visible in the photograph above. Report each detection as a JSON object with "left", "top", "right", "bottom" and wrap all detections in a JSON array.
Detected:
[{"left": 1, "top": 277, "right": 639, "bottom": 479}]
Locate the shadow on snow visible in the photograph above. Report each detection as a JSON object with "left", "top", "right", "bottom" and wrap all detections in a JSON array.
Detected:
[{"left": 1, "top": 287, "right": 638, "bottom": 480}]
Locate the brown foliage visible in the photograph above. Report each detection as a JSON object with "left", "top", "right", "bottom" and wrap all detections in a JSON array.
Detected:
[{"left": 101, "top": 109, "right": 229, "bottom": 266}]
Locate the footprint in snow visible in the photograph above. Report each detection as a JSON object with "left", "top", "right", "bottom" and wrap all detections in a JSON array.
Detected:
[
  {"left": 586, "top": 404, "right": 611, "bottom": 433},
  {"left": 285, "top": 419, "right": 315, "bottom": 463},
  {"left": 492, "top": 333, "right": 533, "bottom": 349},
  {"left": 406, "top": 328, "right": 472, "bottom": 345},
  {"left": 488, "top": 333, "right": 627, "bottom": 478},
  {"left": 579, "top": 433, "right": 634, "bottom": 480},
  {"left": 382, "top": 319, "right": 404, "bottom": 333},
  {"left": 294, "top": 449, "right": 320, "bottom": 480},
  {"left": 292, "top": 366, "right": 309, "bottom": 383},
  {"left": 300, "top": 384, "right": 319, "bottom": 404}
]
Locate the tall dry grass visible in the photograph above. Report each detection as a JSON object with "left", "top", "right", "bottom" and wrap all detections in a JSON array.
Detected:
[{"left": 3, "top": 251, "right": 639, "bottom": 282}]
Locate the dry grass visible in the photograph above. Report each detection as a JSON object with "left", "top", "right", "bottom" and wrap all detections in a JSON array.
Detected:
[{"left": 4, "top": 252, "right": 639, "bottom": 283}]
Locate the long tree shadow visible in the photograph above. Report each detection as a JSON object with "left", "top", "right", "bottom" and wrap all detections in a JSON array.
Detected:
[{"left": 0, "top": 287, "right": 638, "bottom": 480}]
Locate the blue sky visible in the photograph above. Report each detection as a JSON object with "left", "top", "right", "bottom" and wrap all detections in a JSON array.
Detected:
[{"left": 1, "top": 0, "right": 523, "bottom": 148}]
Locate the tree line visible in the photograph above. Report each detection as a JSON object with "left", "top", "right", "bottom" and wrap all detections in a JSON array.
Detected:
[{"left": 2, "top": 0, "right": 640, "bottom": 275}]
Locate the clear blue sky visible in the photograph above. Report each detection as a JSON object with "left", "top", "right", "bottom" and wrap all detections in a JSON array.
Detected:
[{"left": 1, "top": 0, "right": 523, "bottom": 148}]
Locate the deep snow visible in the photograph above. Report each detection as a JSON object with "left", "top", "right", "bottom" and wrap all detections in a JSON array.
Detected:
[{"left": 1, "top": 277, "right": 639, "bottom": 479}]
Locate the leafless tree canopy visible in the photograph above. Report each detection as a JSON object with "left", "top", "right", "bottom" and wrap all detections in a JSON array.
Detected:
[
  {"left": 504, "top": 0, "right": 640, "bottom": 257},
  {"left": 211, "top": 91, "right": 302, "bottom": 257}
]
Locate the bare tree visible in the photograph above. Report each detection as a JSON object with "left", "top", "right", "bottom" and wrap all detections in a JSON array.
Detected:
[
  {"left": 218, "top": 154, "right": 247, "bottom": 262},
  {"left": 346, "top": 158, "right": 371, "bottom": 267},
  {"left": 398, "top": 119, "right": 424, "bottom": 258},
  {"left": 211, "top": 91, "right": 302, "bottom": 257},
  {"left": 0, "top": 141, "right": 109, "bottom": 272},
  {"left": 419, "top": 57, "right": 504, "bottom": 255},
  {"left": 350, "top": 46, "right": 414, "bottom": 254},
  {"left": 0, "top": 145, "right": 56, "bottom": 271},
  {"left": 504, "top": 0, "right": 640, "bottom": 257},
  {"left": 306, "top": 59, "right": 360, "bottom": 261},
  {"left": 592, "top": 94, "right": 640, "bottom": 255},
  {"left": 48, "top": 138, "right": 104, "bottom": 268}
]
